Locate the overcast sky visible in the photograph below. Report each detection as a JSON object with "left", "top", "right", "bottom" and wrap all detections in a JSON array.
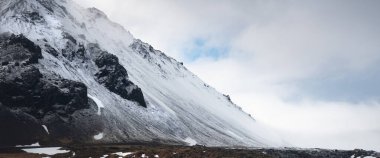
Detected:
[{"left": 76, "top": 0, "right": 380, "bottom": 151}]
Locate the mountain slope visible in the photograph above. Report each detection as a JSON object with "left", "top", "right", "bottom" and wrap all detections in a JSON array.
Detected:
[{"left": 0, "top": 0, "right": 283, "bottom": 147}]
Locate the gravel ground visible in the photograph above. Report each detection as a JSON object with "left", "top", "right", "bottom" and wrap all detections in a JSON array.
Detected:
[{"left": 0, "top": 144, "right": 378, "bottom": 158}]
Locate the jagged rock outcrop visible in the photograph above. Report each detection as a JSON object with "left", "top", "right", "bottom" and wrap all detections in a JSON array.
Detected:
[
  {"left": 0, "top": 34, "right": 88, "bottom": 118},
  {"left": 0, "top": 103, "right": 46, "bottom": 146},
  {"left": 0, "top": 33, "right": 102, "bottom": 146},
  {"left": 94, "top": 52, "right": 147, "bottom": 107},
  {"left": 0, "top": 66, "right": 89, "bottom": 118},
  {"left": 0, "top": 34, "right": 42, "bottom": 65}
]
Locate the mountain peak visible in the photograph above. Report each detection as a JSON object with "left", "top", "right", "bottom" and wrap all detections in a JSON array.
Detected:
[
  {"left": 1, "top": 0, "right": 65, "bottom": 16},
  {"left": 0, "top": 0, "right": 283, "bottom": 147}
]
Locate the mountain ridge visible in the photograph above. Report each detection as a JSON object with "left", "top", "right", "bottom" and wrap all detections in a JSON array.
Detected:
[{"left": 0, "top": 0, "right": 283, "bottom": 147}]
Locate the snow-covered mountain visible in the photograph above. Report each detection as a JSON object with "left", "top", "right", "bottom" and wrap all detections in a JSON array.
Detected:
[{"left": 0, "top": 0, "right": 283, "bottom": 147}]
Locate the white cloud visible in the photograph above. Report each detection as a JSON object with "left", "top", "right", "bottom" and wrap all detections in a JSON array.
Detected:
[{"left": 76, "top": 0, "right": 380, "bottom": 151}]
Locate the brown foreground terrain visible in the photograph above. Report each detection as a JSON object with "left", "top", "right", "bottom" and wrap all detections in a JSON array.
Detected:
[{"left": 0, "top": 144, "right": 379, "bottom": 158}]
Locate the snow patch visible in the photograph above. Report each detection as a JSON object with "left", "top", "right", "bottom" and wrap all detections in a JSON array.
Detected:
[
  {"left": 22, "top": 147, "right": 70, "bottom": 155},
  {"left": 16, "top": 142, "right": 40, "bottom": 147},
  {"left": 42, "top": 125, "right": 49, "bottom": 134},
  {"left": 100, "top": 155, "right": 108, "bottom": 158},
  {"left": 88, "top": 94, "right": 104, "bottom": 115},
  {"left": 100, "top": 154, "right": 108, "bottom": 158},
  {"left": 113, "top": 152, "right": 133, "bottom": 157},
  {"left": 93, "top": 132, "right": 104, "bottom": 140},
  {"left": 184, "top": 137, "right": 197, "bottom": 146}
]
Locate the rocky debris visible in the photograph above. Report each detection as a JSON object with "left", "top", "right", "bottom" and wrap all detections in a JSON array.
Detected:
[
  {"left": 94, "top": 52, "right": 147, "bottom": 107},
  {"left": 261, "top": 148, "right": 380, "bottom": 158},
  {"left": 1, "top": 144, "right": 378, "bottom": 158}
]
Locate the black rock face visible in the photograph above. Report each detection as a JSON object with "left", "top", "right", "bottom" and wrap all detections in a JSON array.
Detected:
[
  {"left": 21, "top": 11, "right": 45, "bottom": 24},
  {"left": 44, "top": 44, "right": 59, "bottom": 57},
  {"left": 0, "top": 66, "right": 89, "bottom": 119},
  {"left": 62, "top": 32, "right": 77, "bottom": 44},
  {"left": 0, "top": 34, "right": 88, "bottom": 119},
  {"left": 94, "top": 52, "right": 147, "bottom": 107},
  {"left": 0, "top": 104, "right": 47, "bottom": 146},
  {"left": 0, "top": 34, "right": 102, "bottom": 146},
  {"left": 130, "top": 40, "right": 152, "bottom": 59},
  {"left": 0, "top": 34, "right": 42, "bottom": 65}
]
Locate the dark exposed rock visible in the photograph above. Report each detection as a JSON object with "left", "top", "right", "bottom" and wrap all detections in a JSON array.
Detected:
[
  {"left": 0, "top": 65, "right": 88, "bottom": 119},
  {"left": 0, "top": 104, "right": 47, "bottom": 146},
  {"left": 0, "top": 34, "right": 87, "bottom": 118},
  {"left": 62, "top": 41, "right": 76, "bottom": 60},
  {"left": 1, "top": 61, "right": 8, "bottom": 65},
  {"left": 21, "top": 11, "right": 45, "bottom": 24},
  {"left": 44, "top": 44, "right": 59, "bottom": 57},
  {"left": 223, "top": 94, "right": 232, "bottom": 103},
  {"left": 76, "top": 43, "right": 85, "bottom": 57},
  {"left": 149, "top": 45, "right": 154, "bottom": 52},
  {"left": 94, "top": 52, "right": 147, "bottom": 107},
  {"left": 130, "top": 39, "right": 152, "bottom": 59},
  {"left": 130, "top": 39, "right": 176, "bottom": 75},
  {"left": 62, "top": 32, "right": 77, "bottom": 44},
  {"left": 0, "top": 34, "right": 42, "bottom": 65},
  {"left": 0, "top": 34, "right": 102, "bottom": 146},
  {"left": 61, "top": 33, "right": 87, "bottom": 61},
  {"left": 27, "top": 12, "right": 42, "bottom": 21},
  {"left": 130, "top": 39, "right": 173, "bottom": 62},
  {"left": 95, "top": 53, "right": 128, "bottom": 78},
  {"left": 40, "top": 100, "right": 104, "bottom": 145}
]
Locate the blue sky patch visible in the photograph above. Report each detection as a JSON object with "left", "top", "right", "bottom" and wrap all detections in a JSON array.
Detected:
[
  {"left": 183, "top": 38, "right": 229, "bottom": 62},
  {"left": 286, "top": 66, "right": 380, "bottom": 103}
]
